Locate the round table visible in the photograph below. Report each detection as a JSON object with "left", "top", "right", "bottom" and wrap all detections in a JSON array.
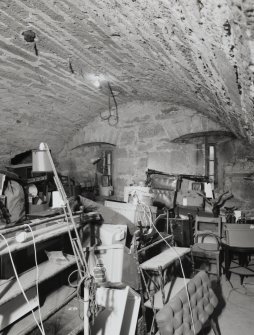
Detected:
[{"left": 221, "top": 238, "right": 254, "bottom": 284}]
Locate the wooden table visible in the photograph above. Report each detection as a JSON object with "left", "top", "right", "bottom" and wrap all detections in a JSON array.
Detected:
[{"left": 221, "top": 238, "right": 254, "bottom": 284}]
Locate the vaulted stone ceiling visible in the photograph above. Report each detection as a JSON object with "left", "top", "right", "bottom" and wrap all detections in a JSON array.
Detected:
[{"left": 0, "top": 0, "right": 253, "bottom": 162}]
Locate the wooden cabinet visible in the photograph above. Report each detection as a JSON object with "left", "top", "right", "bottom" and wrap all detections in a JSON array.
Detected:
[{"left": 6, "top": 164, "right": 33, "bottom": 180}]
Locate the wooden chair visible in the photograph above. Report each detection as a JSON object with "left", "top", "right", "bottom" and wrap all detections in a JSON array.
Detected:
[{"left": 191, "top": 216, "right": 222, "bottom": 281}]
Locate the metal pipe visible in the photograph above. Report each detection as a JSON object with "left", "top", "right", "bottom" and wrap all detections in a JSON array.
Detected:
[{"left": 0, "top": 212, "right": 82, "bottom": 236}]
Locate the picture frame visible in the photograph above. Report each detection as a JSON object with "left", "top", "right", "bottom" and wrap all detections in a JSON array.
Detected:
[{"left": 192, "top": 182, "right": 202, "bottom": 191}]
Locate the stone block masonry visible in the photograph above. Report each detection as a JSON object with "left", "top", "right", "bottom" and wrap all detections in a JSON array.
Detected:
[
  {"left": 58, "top": 101, "right": 225, "bottom": 199},
  {"left": 0, "top": 0, "right": 253, "bottom": 165}
]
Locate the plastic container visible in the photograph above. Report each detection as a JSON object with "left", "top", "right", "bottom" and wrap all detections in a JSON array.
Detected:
[
  {"left": 84, "top": 244, "right": 139, "bottom": 289},
  {"left": 99, "top": 186, "right": 112, "bottom": 197},
  {"left": 98, "top": 224, "right": 127, "bottom": 246}
]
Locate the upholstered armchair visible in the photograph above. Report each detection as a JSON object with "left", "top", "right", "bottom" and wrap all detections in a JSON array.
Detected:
[{"left": 156, "top": 271, "right": 220, "bottom": 335}]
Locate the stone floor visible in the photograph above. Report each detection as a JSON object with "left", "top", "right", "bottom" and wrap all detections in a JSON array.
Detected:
[
  {"left": 29, "top": 272, "right": 254, "bottom": 335},
  {"left": 206, "top": 273, "right": 254, "bottom": 335}
]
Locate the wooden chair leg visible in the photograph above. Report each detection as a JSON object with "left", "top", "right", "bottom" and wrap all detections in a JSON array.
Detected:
[
  {"left": 210, "top": 317, "right": 221, "bottom": 335},
  {"left": 216, "top": 254, "right": 221, "bottom": 281},
  {"left": 190, "top": 250, "right": 195, "bottom": 276}
]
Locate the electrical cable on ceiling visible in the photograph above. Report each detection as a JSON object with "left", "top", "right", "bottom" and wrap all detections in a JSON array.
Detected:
[
  {"left": 100, "top": 82, "right": 119, "bottom": 126},
  {"left": 68, "top": 58, "right": 74, "bottom": 74},
  {"left": 34, "top": 43, "right": 39, "bottom": 56}
]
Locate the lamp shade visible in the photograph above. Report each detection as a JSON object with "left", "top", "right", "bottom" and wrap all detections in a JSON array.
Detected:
[{"left": 32, "top": 149, "right": 52, "bottom": 172}]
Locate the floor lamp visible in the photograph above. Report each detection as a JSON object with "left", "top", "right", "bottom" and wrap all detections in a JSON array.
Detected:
[{"left": 32, "top": 142, "right": 90, "bottom": 335}]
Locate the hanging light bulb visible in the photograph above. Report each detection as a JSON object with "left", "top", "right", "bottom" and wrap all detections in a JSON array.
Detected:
[{"left": 93, "top": 78, "right": 101, "bottom": 88}]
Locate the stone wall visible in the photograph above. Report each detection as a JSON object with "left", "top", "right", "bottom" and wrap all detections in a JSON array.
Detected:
[
  {"left": 217, "top": 139, "right": 254, "bottom": 214},
  {"left": 57, "top": 100, "right": 254, "bottom": 213},
  {"left": 0, "top": 156, "right": 11, "bottom": 170},
  {"left": 58, "top": 101, "right": 226, "bottom": 199}
]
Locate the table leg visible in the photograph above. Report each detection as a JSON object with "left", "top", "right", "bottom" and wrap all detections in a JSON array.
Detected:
[
  {"left": 158, "top": 266, "right": 165, "bottom": 305},
  {"left": 239, "top": 252, "right": 246, "bottom": 285},
  {"left": 210, "top": 317, "right": 221, "bottom": 335},
  {"left": 224, "top": 246, "right": 231, "bottom": 281},
  {"left": 89, "top": 222, "right": 96, "bottom": 246}
]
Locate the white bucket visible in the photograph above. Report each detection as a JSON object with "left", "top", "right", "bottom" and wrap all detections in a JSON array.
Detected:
[{"left": 99, "top": 186, "right": 112, "bottom": 197}]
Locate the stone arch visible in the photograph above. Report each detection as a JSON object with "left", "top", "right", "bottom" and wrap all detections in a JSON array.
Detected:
[{"left": 70, "top": 123, "right": 119, "bottom": 149}]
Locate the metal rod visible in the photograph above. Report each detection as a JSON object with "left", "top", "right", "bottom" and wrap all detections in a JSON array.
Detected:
[
  {"left": 44, "top": 143, "right": 87, "bottom": 271},
  {"left": 84, "top": 286, "right": 90, "bottom": 335},
  {"left": 0, "top": 212, "right": 82, "bottom": 236},
  {"left": 72, "top": 239, "right": 83, "bottom": 278},
  {"left": 138, "top": 235, "right": 172, "bottom": 253}
]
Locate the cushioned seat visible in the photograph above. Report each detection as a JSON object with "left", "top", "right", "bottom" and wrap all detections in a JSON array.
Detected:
[
  {"left": 191, "top": 243, "right": 220, "bottom": 255},
  {"left": 156, "top": 271, "right": 220, "bottom": 335},
  {"left": 140, "top": 247, "right": 190, "bottom": 271}
]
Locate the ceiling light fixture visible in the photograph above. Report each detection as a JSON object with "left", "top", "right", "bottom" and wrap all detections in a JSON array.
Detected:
[
  {"left": 88, "top": 74, "right": 104, "bottom": 88},
  {"left": 93, "top": 78, "right": 101, "bottom": 88}
]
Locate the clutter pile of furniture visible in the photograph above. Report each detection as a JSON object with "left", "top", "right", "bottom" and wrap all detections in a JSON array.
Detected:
[{"left": 1, "top": 164, "right": 254, "bottom": 335}]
